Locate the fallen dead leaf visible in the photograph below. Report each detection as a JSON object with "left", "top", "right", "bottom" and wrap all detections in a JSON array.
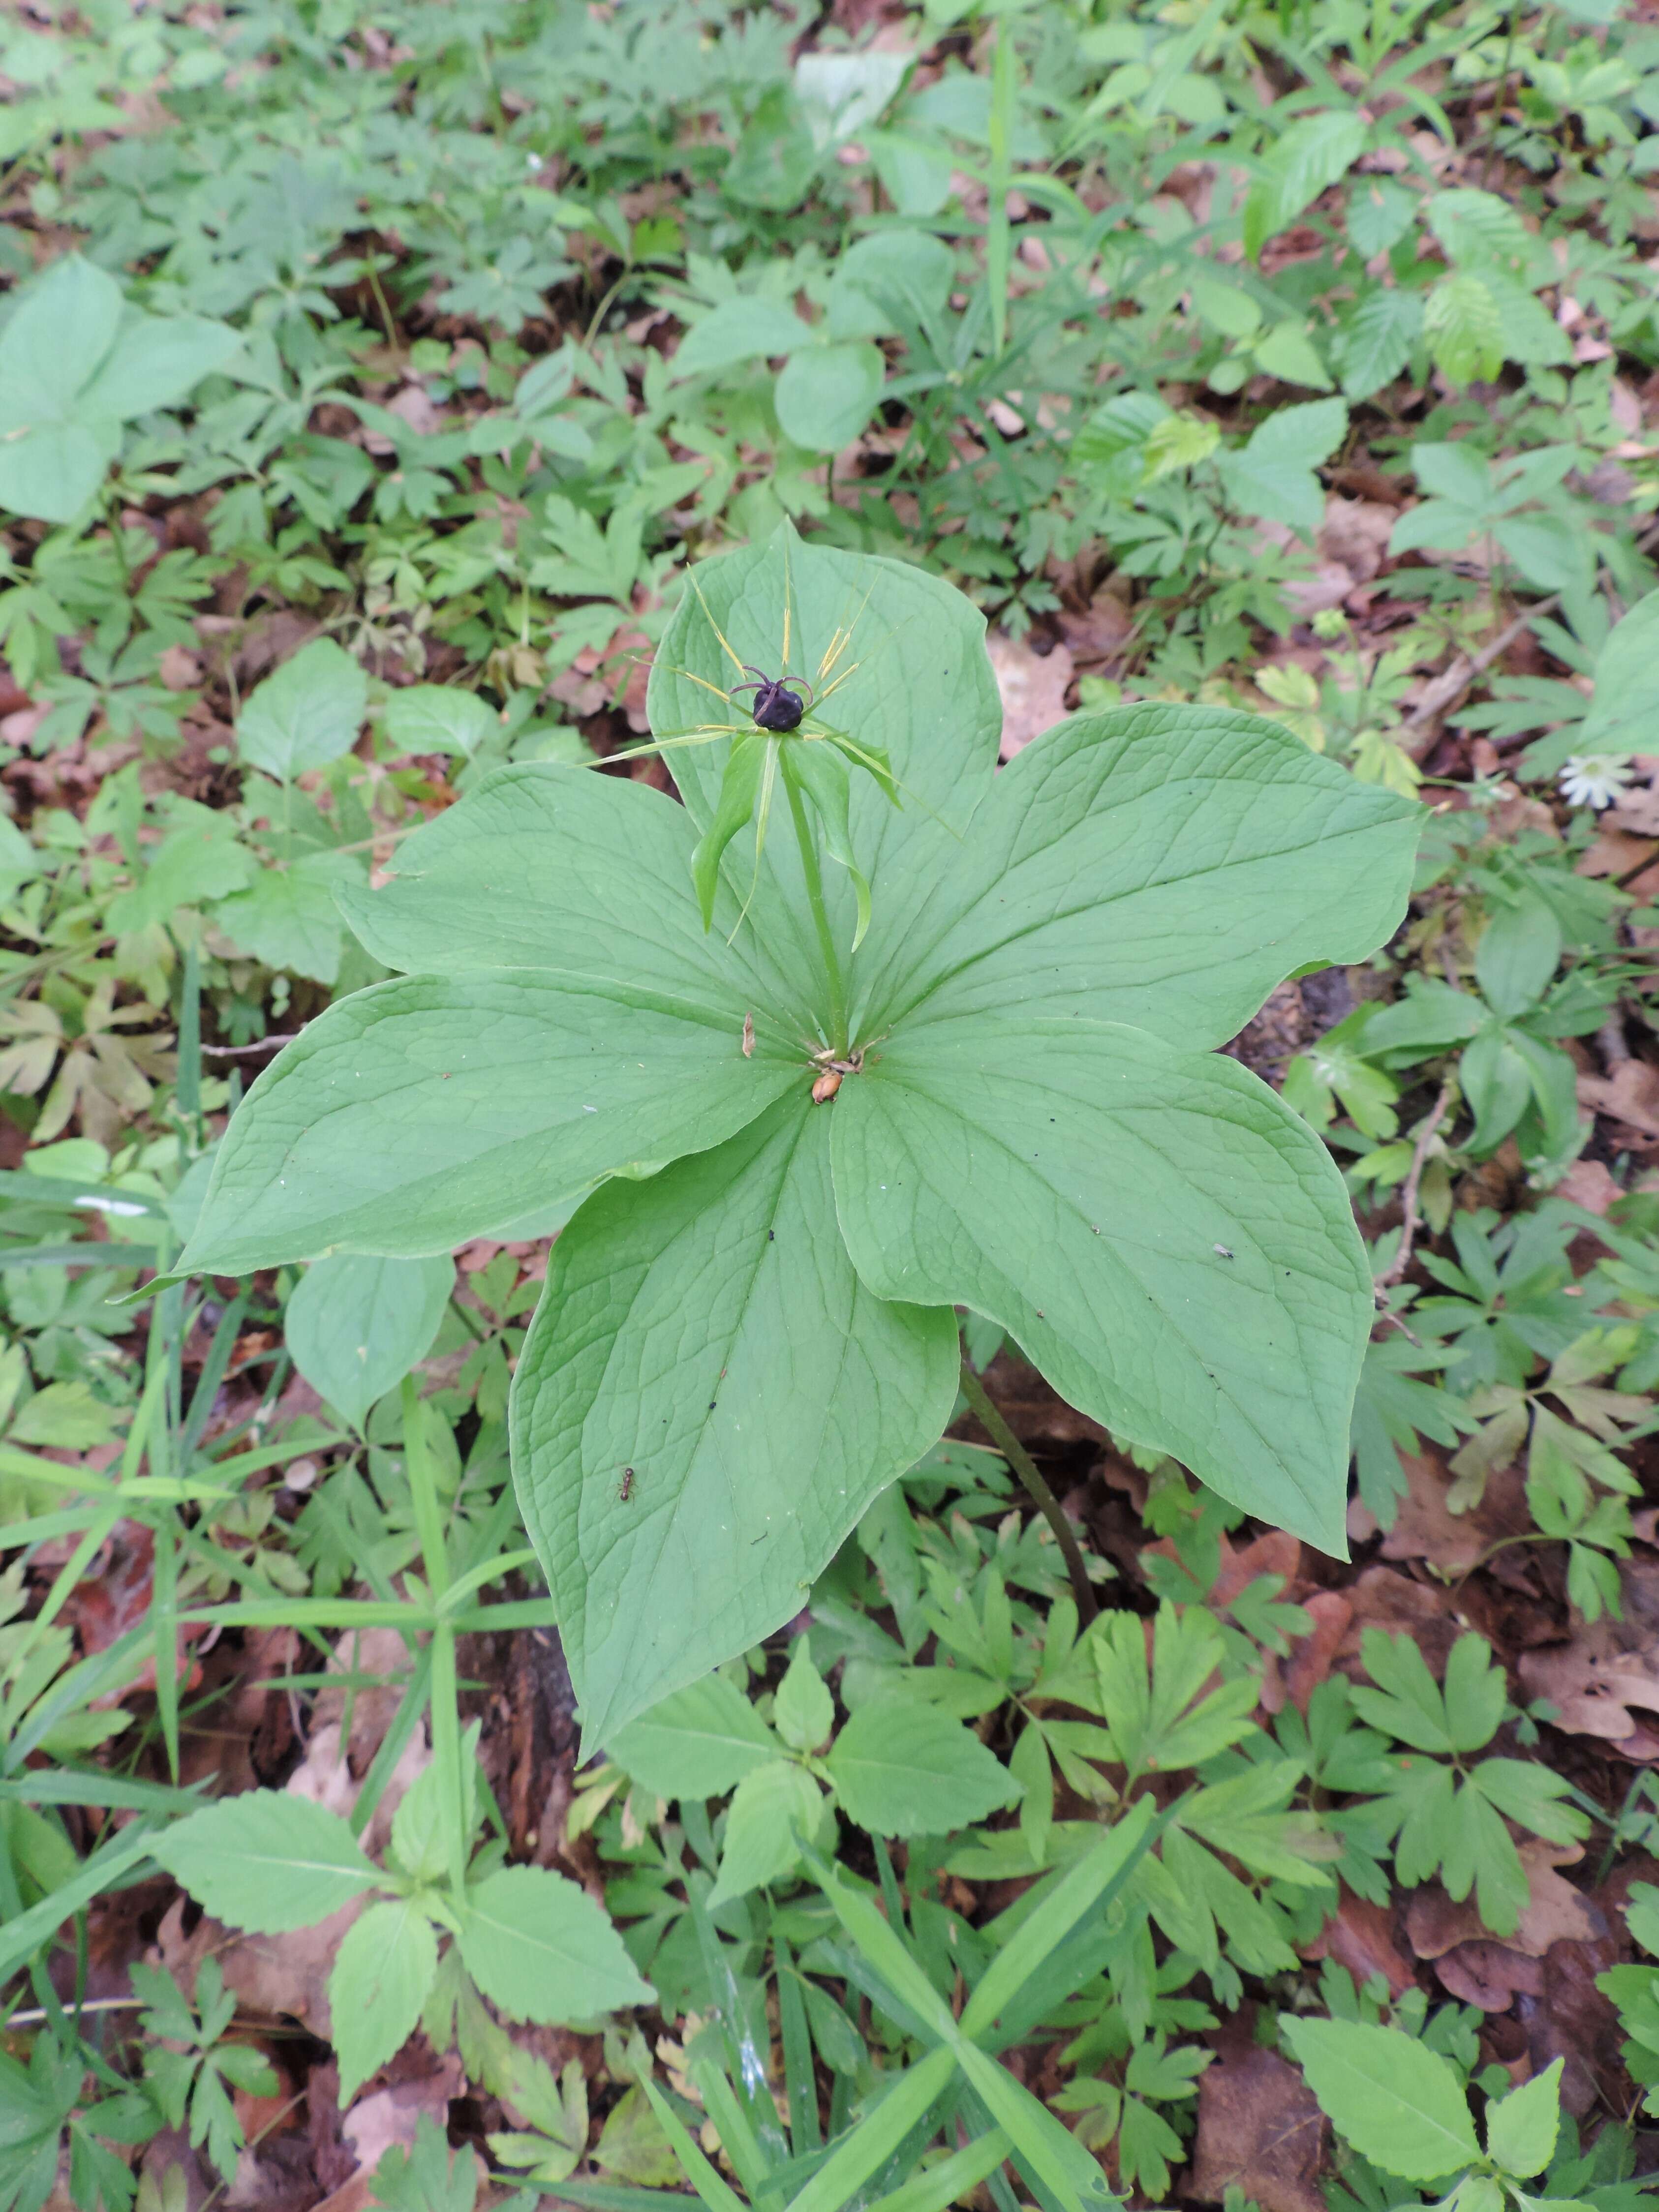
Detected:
[
  {"left": 987, "top": 632, "right": 1074, "bottom": 759},
  {"left": 1519, "top": 1590, "right": 1659, "bottom": 1756},
  {"left": 1274, "top": 1590, "right": 1353, "bottom": 1714},
  {"left": 1555, "top": 1157, "right": 1622, "bottom": 1215},
  {"left": 1433, "top": 1939, "right": 1543, "bottom": 2010},
  {"left": 1189, "top": 2045, "right": 1326, "bottom": 2212},
  {"left": 341, "top": 2059, "right": 461, "bottom": 2176},
  {"left": 154, "top": 1890, "right": 356, "bottom": 2038},
  {"left": 1302, "top": 1887, "right": 1414, "bottom": 1996},
  {"left": 1282, "top": 561, "right": 1354, "bottom": 618},
  {"left": 1524, "top": 1926, "right": 1628, "bottom": 2117},
  {"left": 1578, "top": 1059, "right": 1659, "bottom": 1138},
  {"left": 1408, "top": 1844, "right": 1606, "bottom": 1964},
  {"left": 1335, "top": 1566, "right": 1474, "bottom": 1680},
  {"left": 60, "top": 1519, "right": 209, "bottom": 1706},
  {"left": 1361, "top": 1450, "right": 1531, "bottom": 1576},
  {"left": 1055, "top": 587, "right": 1133, "bottom": 667},
  {"left": 1318, "top": 497, "right": 1396, "bottom": 583}
]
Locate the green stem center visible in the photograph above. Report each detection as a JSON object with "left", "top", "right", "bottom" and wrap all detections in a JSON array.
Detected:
[{"left": 785, "top": 768, "right": 849, "bottom": 1057}]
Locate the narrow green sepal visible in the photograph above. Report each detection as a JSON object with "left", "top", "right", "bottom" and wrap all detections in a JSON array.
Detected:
[{"left": 690, "top": 732, "right": 769, "bottom": 930}]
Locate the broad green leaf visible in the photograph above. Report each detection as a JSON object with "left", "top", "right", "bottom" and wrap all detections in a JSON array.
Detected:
[
  {"left": 775, "top": 341, "right": 886, "bottom": 453},
  {"left": 1336, "top": 288, "right": 1422, "bottom": 400},
  {"left": 1281, "top": 2017, "right": 1479, "bottom": 2181},
  {"left": 796, "top": 50, "right": 910, "bottom": 147},
  {"left": 1484, "top": 2059, "right": 1561, "bottom": 2178},
  {"left": 0, "top": 813, "right": 40, "bottom": 903},
  {"left": 105, "top": 821, "right": 256, "bottom": 934},
  {"left": 335, "top": 764, "right": 803, "bottom": 1028},
  {"left": 1475, "top": 895, "right": 1561, "bottom": 1019},
  {"left": 285, "top": 1252, "right": 454, "bottom": 1431},
  {"left": 329, "top": 1898, "right": 439, "bottom": 2105},
  {"left": 826, "top": 1697, "right": 1022, "bottom": 1837},
  {"left": 152, "top": 1790, "right": 379, "bottom": 1933},
  {"left": 383, "top": 685, "right": 498, "bottom": 759},
  {"left": 671, "top": 297, "right": 817, "bottom": 380},
  {"left": 176, "top": 973, "right": 797, "bottom": 1277},
  {"left": 649, "top": 521, "right": 1003, "bottom": 1018},
  {"left": 77, "top": 311, "right": 242, "bottom": 421},
  {"left": 1424, "top": 271, "right": 1505, "bottom": 386},
  {"left": 237, "top": 639, "right": 369, "bottom": 782},
  {"left": 608, "top": 1675, "right": 781, "bottom": 1799},
  {"left": 455, "top": 1865, "right": 653, "bottom": 2021},
  {"left": 1578, "top": 590, "right": 1659, "bottom": 757},
  {"left": 213, "top": 849, "right": 364, "bottom": 985},
  {"left": 512, "top": 1096, "right": 958, "bottom": 1743},
  {"left": 0, "top": 256, "right": 237, "bottom": 522},
  {"left": 854, "top": 705, "right": 1418, "bottom": 1054},
  {"left": 1244, "top": 111, "right": 1367, "bottom": 260},
  {"left": 707, "top": 1759, "right": 828, "bottom": 1905},
  {"left": 1346, "top": 176, "right": 1416, "bottom": 258},
  {"left": 1217, "top": 398, "right": 1348, "bottom": 530},
  {"left": 831, "top": 1015, "right": 1369, "bottom": 1552},
  {"left": 1253, "top": 320, "right": 1333, "bottom": 390},
  {"left": 724, "top": 84, "right": 818, "bottom": 209},
  {"left": 827, "top": 230, "right": 956, "bottom": 337},
  {"left": 774, "top": 1644, "right": 834, "bottom": 1754}
]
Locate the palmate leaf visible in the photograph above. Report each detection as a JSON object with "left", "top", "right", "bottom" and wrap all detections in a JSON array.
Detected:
[{"left": 176, "top": 521, "right": 1421, "bottom": 1742}]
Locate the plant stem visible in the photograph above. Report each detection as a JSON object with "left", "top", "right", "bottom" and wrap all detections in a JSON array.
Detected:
[
  {"left": 401, "top": 1377, "right": 468, "bottom": 1902},
  {"left": 785, "top": 770, "right": 849, "bottom": 1055},
  {"left": 957, "top": 1357, "right": 1099, "bottom": 1625}
]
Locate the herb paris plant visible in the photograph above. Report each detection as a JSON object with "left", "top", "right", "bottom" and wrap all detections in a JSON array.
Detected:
[{"left": 171, "top": 525, "right": 1422, "bottom": 1741}]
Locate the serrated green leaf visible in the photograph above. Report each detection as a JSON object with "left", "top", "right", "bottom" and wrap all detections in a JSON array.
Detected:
[
  {"left": 237, "top": 639, "right": 368, "bottom": 782},
  {"left": 672, "top": 298, "right": 817, "bottom": 380},
  {"left": 1282, "top": 2017, "right": 1480, "bottom": 2181},
  {"left": 330, "top": 1898, "right": 439, "bottom": 2105},
  {"left": 107, "top": 819, "right": 256, "bottom": 935},
  {"left": 512, "top": 1096, "right": 958, "bottom": 1744},
  {"left": 1424, "top": 271, "right": 1506, "bottom": 386},
  {"left": 607, "top": 1675, "right": 781, "bottom": 1799},
  {"left": 152, "top": 1790, "right": 380, "bottom": 1932},
  {"left": 825, "top": 1696, "right": 1021, "bottom": 1837},
  {"left": 1335, "top": 288, "right": 1422, "bottom": 400},
  {"left": 707, "top": 1759, "right": 827, "bottom": 1904},
  {"left": 1485, "top": 2059, "right": 1562, "bottom": 2178},
  {"left": 773, "top": 1643, "right": 834, "bottom": 1754},
  {"left": 213, "top": 849, "right": 364, "bottom": 985},
  {"left": 456, "top": 1865, "right": 652, "bottom": 2022},
  {"left": 1217, "top": 397, "right": 1348, "bottom": 530},
  {"left": 1244, "top": 111, "right": 1367, "bottom": 260},
  {"left": 383, "top": 686, "right": 498, "bottom": 759}
]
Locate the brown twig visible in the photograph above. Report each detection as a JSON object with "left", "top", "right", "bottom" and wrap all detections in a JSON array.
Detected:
[
  {"left": 1377, "top": 1082, "right": 1452, "bottom": 1290},
  {"left": 1403, "top": 598, "right": 1562, "bottom": 756},
  {"left": 957, "top": 1357, "right": 1100, "bottom": 1624}
]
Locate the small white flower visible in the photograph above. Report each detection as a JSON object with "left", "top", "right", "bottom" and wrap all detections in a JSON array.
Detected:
[{"left": 1559, "top": 754, "right": 1634, "bottom": 810}]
